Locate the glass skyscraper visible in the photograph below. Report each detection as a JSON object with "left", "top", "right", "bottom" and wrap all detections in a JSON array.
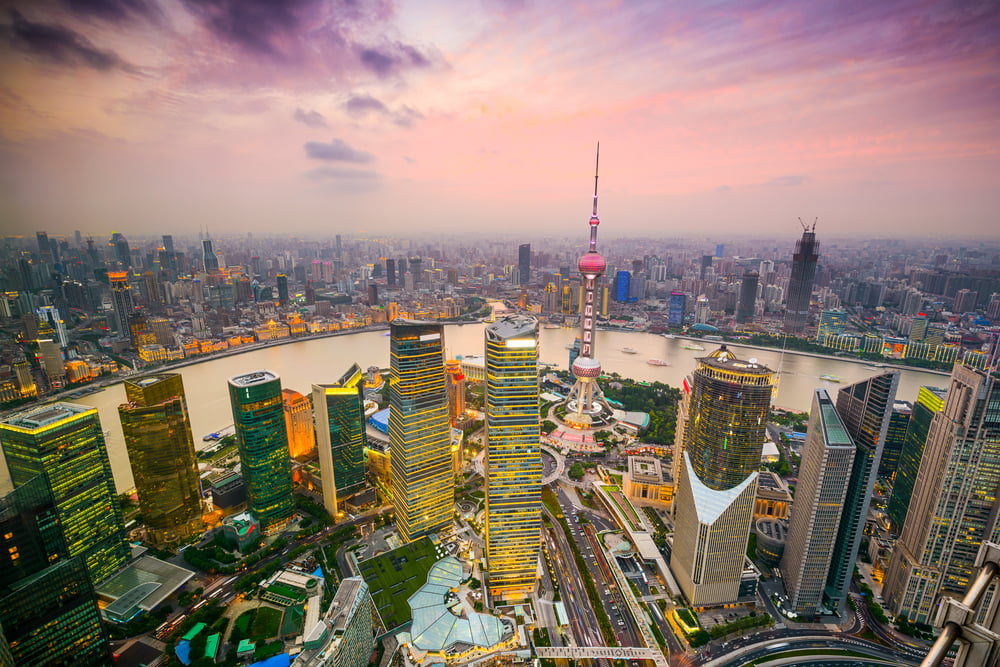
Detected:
[
  {"left": 484, "top": 315, "right": 542, "bottom": 600},
  {"left": 876, "top": 400, "right": 913, "bottom": 482},
  {"left": 886, "top": 386, "right": 946, "bottom": 533},
  {"left": 313, "top": 363, "right": 368, "bottom": 519},
  {"left": 0, "top": 476, "right": 110, "bottom": 666},
  {"left": 0, "top": 402, "right": 128, "bottom": 584},
  {"left": 388, "top": 320, "right": 453, "bottom": 543},
  {"left": 783, "top": 225, "right": 819, "bottom": 333},
  {"left": 119, "top": 373, "right": 204, "bottom": 547},
  {"left": 228, "top": 371, "right": 294, "bottom": 534}
]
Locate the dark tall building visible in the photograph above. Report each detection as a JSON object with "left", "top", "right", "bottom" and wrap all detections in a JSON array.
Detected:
[
  {"left": 700, "top": 254, "right": 713, "bottom": 279},
  {"left": 784, "top": 225, "right": 819, "bottom": 332},
  {"left": 276, "top": 274, "right": 289, "bottom": 306},
  {"left": 0, "top": 403, "right": 129, "bottom": 584},
  {"left": 111, "top": 232, "right": 132, "bottom": 268},
  {"left": 518, "top": 243, "right": 531, "bottom": 286},
  {"left": 614, "top": 270, "right": 630, "bottom": 302},
  {"left": 0, "top": 476, "right": 111, "bottom": 667},
  {"left": 202, "top": 238, "right": 219, "bottom": 272},
  {"left": 877, "top": 401, "right": 913, "bottom": 483},
  {"left": 386, "top": 258, "right": 396, "bottom": 286},
  {"left": 886, "top": 386, "right": 946, "bottom": 533},
  {"left": 736, "top": 270, "right": 759, "bottom": 324},
  {"left": 35, "top": 231, "right": 53, "bottom": 265},
  {"left": 162, "top": 234, "right": 174, "bottom": 254},
  {"left": 120, "top": 374, "right": 204, "bottom": 547},
  {"left": 109, "top": 271, "right": 135, "bottom": 339},
  {"left": 824, "top": 371, "right": 899, "bottom": 608},
  {"left": 409, "top": 257, "right": 422, "bottom": 284},
  {"left": 313, "top": 364, "right": 368, "bottom": 518},
  {"left": 668, "top": 292, "right": 686, "bottom": 327},
  {"left": 228, "top": 371, "right": 294, "bottom": 534}
]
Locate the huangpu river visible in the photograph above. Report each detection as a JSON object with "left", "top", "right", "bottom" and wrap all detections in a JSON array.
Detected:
[{"left": 0, "top": 324, "right": 948, "bottom": 494}]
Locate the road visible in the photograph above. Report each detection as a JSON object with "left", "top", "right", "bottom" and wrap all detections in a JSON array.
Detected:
[{"left": 704, "top": 636, "right": 922, "bottom": 667}]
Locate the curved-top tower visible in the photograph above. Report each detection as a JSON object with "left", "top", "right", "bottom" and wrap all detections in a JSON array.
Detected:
[{"left": 565, "top": 145, "right": 612, "bottom": 428}]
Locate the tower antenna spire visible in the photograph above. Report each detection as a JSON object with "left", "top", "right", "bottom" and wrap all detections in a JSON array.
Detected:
[{"left": 593, "top": 142, "right": 600, "bottom": 216}]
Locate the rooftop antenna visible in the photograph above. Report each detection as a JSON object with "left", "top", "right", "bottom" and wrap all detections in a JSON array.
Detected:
[
  {"left": 592, "top": 142, "right": 600, "bottom": 217},
  {"left": 797, "top": 217, "right": 818, "bottom": 232}
]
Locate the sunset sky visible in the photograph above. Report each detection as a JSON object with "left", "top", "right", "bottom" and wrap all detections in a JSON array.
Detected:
[{"left": 1, "top": 0, "right": 998, "bottom": 239}]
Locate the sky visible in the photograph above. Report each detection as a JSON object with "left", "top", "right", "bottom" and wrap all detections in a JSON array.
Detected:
[{"left": 0, "top": 0, "right": 998, "bottom": 240}]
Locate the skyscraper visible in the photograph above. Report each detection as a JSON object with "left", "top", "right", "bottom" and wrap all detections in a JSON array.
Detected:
[
  {"left": 277, "top": 273, "right": 289, "bottom": 305},
  {"left": 784, "top": 222, "right": 819, "bottom": 333},
  {"left": 282, "top": 389, "right": 316, "bottom": 459},
  {"left": 111, "top": 231, "right": 132, "bottom": 268},
  {"left": 0, "top": 402, "right": 129, "bottom": 584},
  {"left": 884, "top": 365, "right": 1000, "bottom": 625},
  {"left": 119, "top": 374, "right": 204, "bottom": 547},
  {"left": 386, "top": 258, "right": 396, "bottom": 286},
  {"left": 313, "top": 364, "right": 368, "bottom": 518},
  {"left": 388, "top": 320, "right": 452, "bottom": 543},
  {"left": 228, "top": 371, "right": 294, "bottom": 534},
  {"left": 886, "top": 386, "right": 946, "bottom": 533},
  {"left": 781, "top": 389, "right": 856, "bottom": 616},
  {"left": 202, "top": 238, "right": 218, "bottom": 272},
  {"left": 565, "top": 146, "right": 612, "bottom": 428},
  {"left": 518, "top": 243, "right": 531, "bottom": 286},
  {"left": 670, "top": 346, "right": 774, "bottom": 606},
  {"left": 877, "top": 401, "right": 913, "bottom": 482},
  {"left": 824, "top": 371, "right": 898, "bottom": 608},
  {"left": 668, "top": 292, "right": 687, "bottom": 327},
  {"left": 109, "top": 270, "right": 135, "bottom": 339},
  {"left": 736, "top": 270, "right": 758, "bottom": 324},
  {"left": 1, "top": 477, "right": 110, "bottom": 667},
  {"left": 484, "top": 315, "right": 542, "bottom": 600}
]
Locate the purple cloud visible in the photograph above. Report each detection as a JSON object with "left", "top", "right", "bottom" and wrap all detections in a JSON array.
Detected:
[
  {"left": 180, "top": 0, "right": 324, "bottom": 60},
  {"left": 306, "top": 166, "right": 381, "bottom": 181},
  {"left": 304, "top": 138, "right": 373, "bottom": 163},
  {"left": 345, "top": 94, "right": 389, "bottom": 116},
  {"left": 358, "top": 41, "right": 431, "bottom": 77},
  {"left": 294, "top": 107, "right": 328, "bottom": 128},
  {"left": 61, "top": 0, "right": 164, "bottom": 25},
  {"left": 392, "top": 104, "right": 423, "bottom": 128},
  {"left": 5, "top": 10, "right": 134, "bottom": 72}
]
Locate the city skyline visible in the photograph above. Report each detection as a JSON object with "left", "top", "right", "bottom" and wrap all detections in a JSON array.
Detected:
[{"left": 1, "top": 2, "right": 998, "bottom": 238}]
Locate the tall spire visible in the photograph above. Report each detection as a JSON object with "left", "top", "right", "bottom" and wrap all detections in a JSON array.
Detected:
[{"left": 592, "top": 142, "right": 600, "bottom": 217}]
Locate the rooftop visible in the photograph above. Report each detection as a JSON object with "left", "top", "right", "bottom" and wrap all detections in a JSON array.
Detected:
[
  {"left": 684, "top": 452, "right": 758, "bottom": 526},
  {"left": 2, "top": 402, "right": 93, "bottom": 430},
  {"left": 485, "top": 314, "right": 538, "bottom": 342},
  {"left": 97, "top": 555, "right": 195, "bottom": 622},
  {"left": 229, "top": 370, "right": 278, "bottom": 387}
]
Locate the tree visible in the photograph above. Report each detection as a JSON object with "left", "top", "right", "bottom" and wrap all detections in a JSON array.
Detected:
[{"left": 568, "top": 462, "right": 586, "bottom": 481}]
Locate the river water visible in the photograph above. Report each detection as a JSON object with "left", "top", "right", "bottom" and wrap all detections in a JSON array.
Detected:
[{"left": 0, "top": 324, "right": 948, "bottom": 493}]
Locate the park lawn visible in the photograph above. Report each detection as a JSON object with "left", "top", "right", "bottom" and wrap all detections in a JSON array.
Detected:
[
  {"left": 234, "top": 606, "right": 283, "bottom": 643},
  {"left": 356, "top": 536, "right": 439, "bottom": 631}
]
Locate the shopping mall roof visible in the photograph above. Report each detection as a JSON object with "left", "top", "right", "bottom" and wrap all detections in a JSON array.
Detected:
[
  {"left": 97, "top": 555, "right": 195, "bottom": 623},
  {"left": 368, "top": 408, "right": 390, "bottom": 434}
]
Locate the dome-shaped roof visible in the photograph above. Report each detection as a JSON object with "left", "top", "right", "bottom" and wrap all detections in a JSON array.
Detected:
[
  {"left": 572, "top": 356, "right": 602, "bottom": 378},
  {"left": 578, "top": 251, "right": 606, "bottom": 277},
  {"left": 589, "top": 215, "right": 600, "bottom": 226}
]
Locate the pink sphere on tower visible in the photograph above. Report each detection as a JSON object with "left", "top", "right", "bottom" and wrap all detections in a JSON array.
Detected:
[{"left": 578, "top": 250, "right": 606, "bottom": 277}]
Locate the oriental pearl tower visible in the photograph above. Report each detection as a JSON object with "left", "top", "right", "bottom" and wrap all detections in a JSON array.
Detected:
[{"left": 565, "top": 145, "right": 612, "bottom": 428}]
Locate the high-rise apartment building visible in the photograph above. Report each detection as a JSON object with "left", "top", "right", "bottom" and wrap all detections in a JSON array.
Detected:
[
  {"left": 313, "top": 364, "right": 368, "bottom": 519},
  {"left": 670, "top": 346, "right": 774, "bottom": 606},
  {"left": 484, "top": 315, "right": 541, "bottom": 600},
  {"left": 824, "top": 372, "right": 898, "bottom": 608},
  {"left": 518, "top": 243, "right": 531, "bottom": 286},
  {"left": 884, "top": 365, "right": 1000, "bottom": 624},
  {"left": 388, "top": 320, "right": 452, "bottom": 543},
  {"left": 0, "top": 403, "right": 129, "bottom": 584},
  {"left": 781, "top": 389, "right": 856, "bottom": 615},
  {"left": 228, "top": 371, "right": 294, "bottom": 534},
  {"left": 283, "top": 389, "right": 316, "bottom": 459},
  {"left": 1, "top": 477, "right": 110, "bottom": 666},
  {"left": 886, "top": 386, "right": 946, "bottom": 532},
  {"left": 119, "top": 374, "right": 204, "bottom": 547},
  {"left": 784, "top": 225, "right": 819, "bottom": 332},
  {"left": 736, "top": 271, "right": 758, "bottom": 324}
]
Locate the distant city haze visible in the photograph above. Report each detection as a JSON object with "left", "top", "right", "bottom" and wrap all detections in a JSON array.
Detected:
[{"left": 0, "top": 2, "right": 997, "bottom": 237}]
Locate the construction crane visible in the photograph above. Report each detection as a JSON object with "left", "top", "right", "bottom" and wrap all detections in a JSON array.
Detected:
[{"left": 798, "top": 217, "right": 818, "bottom": 232}]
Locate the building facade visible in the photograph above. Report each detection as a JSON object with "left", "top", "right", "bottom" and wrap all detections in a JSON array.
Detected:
[
  {"left": 735, "top": 271, "right": 758, "bottom": 325},
  {"left": 783, "top": 226, "right": 819, "bottom": 333},
  {"left": 484, "top": 315, "right": 541, "bottom": 600},
  {"left": 298, "top": 577, "right": 375, "bottom": 667},
  {"left": 119, "top": 374, "right": 204, "bottom": 547},
  {"left": 781, "top": 389, "right": 856, "bottom": 615},
  {"left": 313, "top": 364, "right": 368, "bottom": 519},
  {"left": 283, "top": 389, "right": 317, "bottom": 460},
  {"left": 0, "top": 402, "right": 128, "bottom": 584},
  {"left": 388, "top": 320, "right": 453, "bottom": 543},
  {"left": 886, "top": 386, "right": 946, "bottom": 533},
  {"left": 228, "top": 371, "right": 294, "bottom": 534},
  {"left": 877, "top": 401, "right": 913, "bottom": 483}
]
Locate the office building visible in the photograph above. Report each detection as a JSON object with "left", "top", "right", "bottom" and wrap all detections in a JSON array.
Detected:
[
  {"left": 484, "top": 315, "right": 542, "bottom": 600},
  {"left": 37, "top": 339, "right": 64, "bottom": 389},
  {"left": 670, "top": 346, "right": 774, "bottom": 606},
  {"left": 877, "top": 401, "right": 913, "bottom": 483},
  {"left": 388, "top": 320, "right": 453, "bottom": 543},
  {"left": 518, "top": 243, "right": 530, "bottom": 286},
  {"left": 669, "top": 292, "right": 687, "bottom": 327},
  {"left": 313, "top": 364, "right": 368, "bottom": 519},
  {"left": 784, "top": 224, "right": 819, "bottom": 333},
  {"left": 228, "top": 371, "right": 294, "bottom": 534},
  {"left": 111, "top": 232, "right": 132, "bottom": 268},
  {"left": 300, "top": 577, "right": 374, "bottom": 667},
  {"left": 614, "top": 270, "right": 630, "bottom": 303},
  {"left": 1, "top": 477, "right": 110, "bottom": 666},
  {"left": 444, "top": 359, "right": 467, "bottom": 426},
  {"left": 202, "top": 238, "right": 219, "bottom": 272},
  {"left": 386, "top": 258, "right": 396, "bottom": 286},
  {"left": 119, "top": 374, "right": 204, "bottom": 547},
  {"left": 735, "top": 271, "right": 758, "bottom": 324},
  {"left": 109, "top": 270, "right": 135, "bottom": 338},
  {"left": 824, "top": 371, "right": 898, "bottom": 608},
  {"left": 283, "top": 389, "right": 317, "bottom": 459},
  {"left": 816, "top": 309, "right": 847, "bottom": 342},
  {"left": 277, "top": 274, "right": 289, "bottom": 305},
  {"left": 781, "top": 389, "right": 856, "bottom": 616},
  {"left": 0, "top": 402, "right": 129, "bottom": 584},
  {"left": 886, "top": 387, "right": 946, "bottom": 532},
  {"left": 884, "top": 365, "right": 1000, "bottom": 624}
]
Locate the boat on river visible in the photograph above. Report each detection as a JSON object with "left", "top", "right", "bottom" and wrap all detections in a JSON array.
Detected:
[
  {"left": 820, "top": 374, "right": 841, "bottom": 383},
  {"left": 682, "top": 343, "right": 706, "bottom": 351},
  {"left": 647, "top": 359, "right": 671, "bottom": 366},
  {"left": 622, "top": 347, "right": 639, "bottom": 354}
]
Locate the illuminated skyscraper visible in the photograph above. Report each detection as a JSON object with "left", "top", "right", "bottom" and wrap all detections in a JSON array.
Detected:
[
  {"left": 283, "top": 389, "right": 316, "bottom": 459},
  {"left": 0, "top": 402, "right": 129, "bottom": 584},
  {"left": 388, "top": 320, "right": 452, "bottom": 543},
  {"left": 484, "top": 315, "right": 542, "bottom": 600},
  {"left": 884, "top": 365, "right": 1000, "bottom": 624},
  {"left": 119, "top": 374, "right": 204, "bottom": 547},
  {"left": 565, "top": 146, "right": 612, "bottom": 428},
  {"left": 444, "top": 360, "right": 467, "bottom": 426},
  {"left": 1, "top": 477, "right": 110, "bottom": 666},
  {"left": 781, "top": 389, "right": 856, "bottom": 616},
  {"left": 886, "top": 386, "right": 946, "bottom": 532},
  {"left": 784, "top": 222, "right": 819, "bottom": 333},
  {"left": 670, "top": 346, "right": 774, "bottom": 606},
  {"left": 228, "top": 371, "right": 294, "bottom": 534},
  {"left": 313, "top": 364, "right": 368, "bottom": 518}
]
